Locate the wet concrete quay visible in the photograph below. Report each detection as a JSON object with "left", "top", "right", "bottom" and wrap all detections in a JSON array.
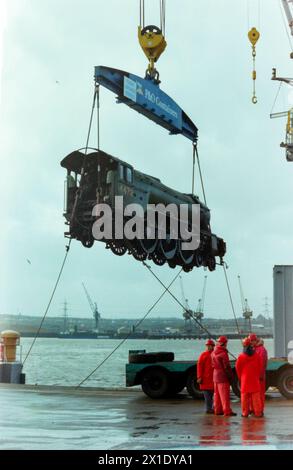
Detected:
[{"left": 1, "top": 384, "right": 293, "bottom": 450}]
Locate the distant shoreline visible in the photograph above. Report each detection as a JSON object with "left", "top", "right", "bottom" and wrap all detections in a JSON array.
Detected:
[{"left": 20, "top": 333, "right": 274, "bottom": 340}]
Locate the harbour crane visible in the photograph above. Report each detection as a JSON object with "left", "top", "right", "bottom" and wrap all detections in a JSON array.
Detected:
[
  {"left": 194, "top": 276, "right": 207, "bottom": 323},
  {"left": 82, "top": 283, "right": 100, "bottom": 332},
  {"left": 179, "top": 275, "right": 193, "bottom": 333},
  {"left": 179, "top": 275, "right": 208, "bottom": 334},
  {"left": 281, "top": 0, "right": 293, "bottom": 39},
  {"left": 238, "top": 275, "right": 253, "bottom": 334},
  {"left": 271, "top": 0, "right": 293, "bottom": 161}
]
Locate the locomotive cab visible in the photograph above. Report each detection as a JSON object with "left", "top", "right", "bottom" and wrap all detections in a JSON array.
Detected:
[{"left": 61, "top": 149, "right": 122, "bottom": 217}]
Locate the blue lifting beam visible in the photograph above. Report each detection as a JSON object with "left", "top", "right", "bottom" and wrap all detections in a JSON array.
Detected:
[{"left": 94, "top": 66, "right": 198, "bottom": 143}]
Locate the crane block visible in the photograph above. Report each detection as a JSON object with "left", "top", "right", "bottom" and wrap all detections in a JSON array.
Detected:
[
  {"left": 138, "top": 25, "right": 167, "bottom": 63},
  {"left": 248, "top": 27, "right": 260, "bottom": 47}
]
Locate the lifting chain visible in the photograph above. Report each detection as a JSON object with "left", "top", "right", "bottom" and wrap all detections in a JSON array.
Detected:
[{"left": 248, "top": 27, "right": 260, "bottom": 104}]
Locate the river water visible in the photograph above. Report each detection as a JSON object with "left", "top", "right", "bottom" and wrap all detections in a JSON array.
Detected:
[{"left": 19, "top": 338, "right": 275, "bottom": 388}]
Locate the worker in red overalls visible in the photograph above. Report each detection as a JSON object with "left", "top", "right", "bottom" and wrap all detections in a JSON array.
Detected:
[
  {"left": 248, "top": 333, "right": 258, "bottom": 348},
  {"left": 236, "top": 337, "right": 263, "bottom": 418},
  {"left": 211, "top": 336, "right": 237, "bottom": 417},
  {"left": 197, "top": 339, "right": 215, "bottom": 414},
  {"left": 254, "top": 337, "right": 268, "bottom": 414}
]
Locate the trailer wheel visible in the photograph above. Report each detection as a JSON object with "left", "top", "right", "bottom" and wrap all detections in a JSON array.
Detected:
[
  {"left": 277, "top": 367, "right": 293, "bottom": 399},
  {"left": 186, "top": 370, "right": 204, "bottom": 399},
  {"left": 129, "top": 352, "right": 174, "bottom": 364},
  {"left": 141, "top": 368, "right": 170, "bottom": 399},
  {"left": 168, "top": 377, "right": 186, "bottom": 396}
]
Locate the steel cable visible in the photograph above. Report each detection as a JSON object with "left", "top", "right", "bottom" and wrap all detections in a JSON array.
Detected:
[
  {"left": 23, "top": 240, "right": 72, "bottom": 365},
  {"left": 24, "top": 87, "right": 99, "bottom": 365},
  {"left": 75, "top": 267, "right": 183, "bottom": 388},
  {"left": 223, "top": 263, "right": 241, "bottom": 335},
  {"left": 194, "top": 143, "right": 207, "bottom": 205},
  {"left": 143, "top": 262, "right": 237, "bottom": 359}
]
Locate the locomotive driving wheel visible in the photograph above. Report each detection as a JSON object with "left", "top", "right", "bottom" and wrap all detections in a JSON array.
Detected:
[
  {"left": 194, "top": 252, "right": 203, "bottom": 267},
  {"left": 177, "top": 239, "right": 194, "bottom": 266},
  {"left": 138, "top": 219, "right": 158, "bottom": 254},
  {"left": 158, "top": 236, "right": 178, "bottom": 260},
  {"left": 183, "top": 265, "right": 193, "bottom": 273},
  {"left": 138, "top": 237, "right": 158, "bottom": 255},
  {"left": 130, "top": 241, "right": 148, "bottom": 261},
  {"left": 151, "top": 250, "right": 166, "bottom": 266}
]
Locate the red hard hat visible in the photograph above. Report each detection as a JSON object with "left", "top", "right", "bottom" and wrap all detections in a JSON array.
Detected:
[
  {"left": 206, "top": 339, "right": 215, "bottom": 346},
  {"left": 248, "top": 333, "right": 258, "bottom": 342},
  {"left": 242, "top": 337, "right": 251, "bottom": 347},
  {"left": 217, "top": 335, "right": 228, "bottom": 344}
]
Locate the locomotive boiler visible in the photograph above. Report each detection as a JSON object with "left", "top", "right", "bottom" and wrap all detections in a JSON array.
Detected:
[{"left": 61, "top": 148, "right": 226, "bottom": 272}]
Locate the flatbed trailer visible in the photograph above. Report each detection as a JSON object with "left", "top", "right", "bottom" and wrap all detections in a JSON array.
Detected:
[{"left": 126, "top": 350, "right": 293, "bottom": 400}]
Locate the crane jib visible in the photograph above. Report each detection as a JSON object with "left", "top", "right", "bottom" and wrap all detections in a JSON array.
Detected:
[{"left": 94, "top": 66, "right": 198, "bottom": 143}]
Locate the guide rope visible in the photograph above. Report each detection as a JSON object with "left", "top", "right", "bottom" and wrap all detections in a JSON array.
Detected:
[
  {"left": 193, "top": 142, "right": 207, "bottom": 205},
  {"left": 70, "top": 88, "right": 99, "bottom": 225},
  {"left": 143, "top": 262, "right": 211, "bottom": 337},
  {"left": 222, "top": 263, "right": 241, "bottom": 335},
  {"left": 76, "top": 255, "right": 241, "bottom": 387},
  {"left": 142, "top": 261, "right": 237, "bottom": 359},
  {"left": 23, "top": 240, "right": 72, "bottom": 365},
  {"left": 97, "top": 84, "right": 100, "bottom": 150},
  {"left": 75, "top": 267, "right": 183, "bottom": 388},
  {"left": 23, "top": 88, "right": 101, "bottom": 366}
]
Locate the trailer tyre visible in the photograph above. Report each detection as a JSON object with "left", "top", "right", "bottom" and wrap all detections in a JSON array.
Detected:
[
  {"left": 141, "top": 368, "right": 170, "bottom": 399},
  {"left": 277, "top": 367, "right": 293, "bottom": 399},
  {"left": 129, "top": 352, "right": 174, "bottom": 364},
  {"left": 168, "top": 377, "right": 186, "bottom": 396},
  {"left": 186, "top": 370, "right": 204, "bottom": 399}
]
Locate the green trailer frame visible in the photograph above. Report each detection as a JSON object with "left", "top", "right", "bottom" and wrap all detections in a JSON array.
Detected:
[{"left": 126, "top": 351, "right": 293, "bottom": 400}]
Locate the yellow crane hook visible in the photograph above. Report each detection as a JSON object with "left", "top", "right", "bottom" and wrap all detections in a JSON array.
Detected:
[{"left": 248, "top": 27, "right": 260, "bottom": 104}]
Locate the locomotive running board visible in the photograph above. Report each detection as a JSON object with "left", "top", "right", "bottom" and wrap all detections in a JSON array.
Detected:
[{"left": 94, "top": 66, "right": 198, "bottom": 143}]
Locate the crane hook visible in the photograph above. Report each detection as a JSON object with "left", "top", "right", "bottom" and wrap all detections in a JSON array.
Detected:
[{"left": 248, "top": 27, "right": 260, "bottom": 104}]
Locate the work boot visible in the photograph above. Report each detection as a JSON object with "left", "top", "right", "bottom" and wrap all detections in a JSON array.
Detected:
[
  {"left": 253, "top": 413, "right": 264, "bottom": 418},
  {"left": 224, "top": 412, "right": 237, "bottom": 417}
]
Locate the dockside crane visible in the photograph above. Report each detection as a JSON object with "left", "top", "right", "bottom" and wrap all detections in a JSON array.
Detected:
[
  {"left": 238, "top": 275, "right": 253, "bottom": 334},
  {"left": 179, "top": 275, "right": 193, "bottom": 333},
  {"left": 195, "top": 276, "right": 207, "bottom": 323},
  {"left": 280, "top": 0, "right": 293, "bottom": 38},
  {"left": 179, "top": 275, "right": 208, "bottom": 334},
  {"left": 82, "top": 283, "right": 100, "bottom": 332},
  {"left": 271, "top": 0, "right": 293, "bottom": 161}
]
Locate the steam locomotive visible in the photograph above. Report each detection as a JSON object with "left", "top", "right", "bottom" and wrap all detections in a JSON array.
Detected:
[{"left": 61, "top": 148, "right": 226, "bottom": 272}]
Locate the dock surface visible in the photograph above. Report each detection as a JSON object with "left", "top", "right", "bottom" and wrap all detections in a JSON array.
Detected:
[{"left": 1, "top": 384, "right": 293, "bottom": 450}]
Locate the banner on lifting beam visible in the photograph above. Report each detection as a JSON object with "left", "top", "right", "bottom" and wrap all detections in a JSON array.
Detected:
[
  {"left": 123, "top": 75, "right": 182, "bottom": 130},
  {"left": 95, "top": 66, "right": 198, "bottom": 142}
]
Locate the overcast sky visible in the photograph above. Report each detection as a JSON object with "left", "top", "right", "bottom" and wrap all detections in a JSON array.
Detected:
[{"left": 0, "top": 0, "right": 293, "bottom": 321}]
